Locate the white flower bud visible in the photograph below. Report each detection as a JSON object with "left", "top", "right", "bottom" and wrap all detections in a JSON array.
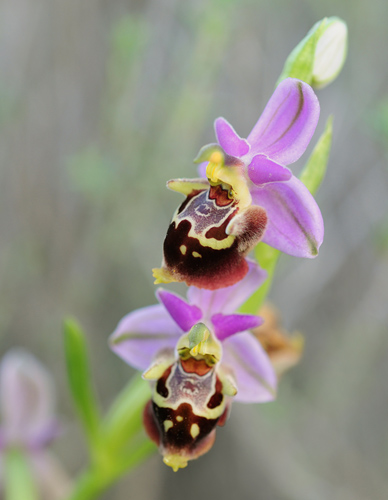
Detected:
[{"left": 312, "top": 17, "right": 348, "bottom": 89}]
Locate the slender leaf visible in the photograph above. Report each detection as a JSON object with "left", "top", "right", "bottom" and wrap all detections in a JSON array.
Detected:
[{"left": 63, "top": 318, "right": 100, "bottom": 443}]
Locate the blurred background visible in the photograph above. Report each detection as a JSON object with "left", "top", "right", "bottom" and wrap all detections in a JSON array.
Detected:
[{"left": 1, "top": 0, "right": 388, "bottom": 498}]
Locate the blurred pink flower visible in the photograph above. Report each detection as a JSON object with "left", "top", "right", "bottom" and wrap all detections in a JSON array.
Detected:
[{"left": 0, "top": 350, "right": 71, "bottom": 500}]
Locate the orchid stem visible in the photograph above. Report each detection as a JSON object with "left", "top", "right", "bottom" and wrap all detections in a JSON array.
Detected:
[
  {"left": 4, "top": 449, "right": 38, "bottom": 500},
  {"left": 66, "top": 374, "right": 155, "bottom": 500},
  {"left": 67, "top": 438, "right": 155, "bottom": 500},
  {"left": 101, "top": 373, "right": 151, "bottom": 452}
]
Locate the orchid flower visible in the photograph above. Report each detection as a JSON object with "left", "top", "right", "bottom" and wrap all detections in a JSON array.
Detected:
[
  {"left": 153, "top": 77, "right": 323, "bottom": 290},
  {"left": 0, "top": 350, "right": 71, "bottom": 500},
  {"left": 110, "top": 260, "right": 277, "bottom": 471}
]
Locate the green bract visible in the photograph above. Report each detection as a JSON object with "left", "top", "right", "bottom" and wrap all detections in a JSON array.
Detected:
[
  {"left": 277, "top": 17, "right": 348, "bottom": 89},
  {"left": 300, "top": 116, "right": 333, "bottom": 195}
]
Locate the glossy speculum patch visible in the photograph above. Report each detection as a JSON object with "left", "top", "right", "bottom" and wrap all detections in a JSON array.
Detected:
[
  {"left": 156, "top": 183, "right": 267, "bottom": 289},
  {"left": 143, "top": 356, "right": 229, "bottom": 471}
]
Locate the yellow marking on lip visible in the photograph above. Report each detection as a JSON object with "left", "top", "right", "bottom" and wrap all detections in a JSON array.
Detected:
[
  {"left": 180, "top": 245, "right": 187, "bottom": 255},
  {"left": 163, "top": 454, "right": 188, "bottom": 472},
  {"left": 164, "top": 420, "right": 173, "bottom": 432},
  {"left": 185, "top": 227, "right": 235, "bottom": 249},
  {"left": 192, "top": 251, "right": 202, "bottom": 258},
  {"left": 143, "top": 357, "right": 175, "bottom": 381},
  {"left": 152, "top": 267, "right": 179, "bottom": 284},
  {"left": 190, "top": 423, "right": 200, "bottom": 439}
]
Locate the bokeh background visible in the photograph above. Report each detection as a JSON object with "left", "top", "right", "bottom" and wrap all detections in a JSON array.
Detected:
[{"left": 1, "top": 0, "right": 388, "bottom": 498}]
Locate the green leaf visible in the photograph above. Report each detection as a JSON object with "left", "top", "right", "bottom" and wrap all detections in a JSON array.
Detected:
[
  {"left": 300, "top": 115, "right": 333, "bottom": 195},
  {"left": 239, "top": 243, "right": 280, "bottom": 315},
  {"left": 63, "top": 318, "right": 100, "bottom": 444},
  {"left": 4, "top": 449, "right": 38, "bottom": 500}
]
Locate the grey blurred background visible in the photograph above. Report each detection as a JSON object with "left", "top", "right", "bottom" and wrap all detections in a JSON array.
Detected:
[{"left": 1, "top": 0, "right": 388, "bottom": 498}]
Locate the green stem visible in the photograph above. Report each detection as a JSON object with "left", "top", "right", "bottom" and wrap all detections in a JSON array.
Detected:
[
  {"left": 67, "top": 438, "right": 155, "bottom": 500},
  {"left": 4, "top": 449, "right": 38, "bottom": 500},
  {"left": 240, "top": 243, "right": 280, "bottom": 315},
  {"left": 100, "top": 373, "right": 151, "bottom": 453},
  {"left": 66, "top": 374, "right": 155, "bottom": 500}
]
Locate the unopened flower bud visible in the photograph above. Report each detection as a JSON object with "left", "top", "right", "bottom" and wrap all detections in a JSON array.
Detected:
[
  {"left": 277, "top": 17, "right": 348, "bottom": 89},
  {"left": 312, "top": 17, "right": 348, "bottom": 89}
]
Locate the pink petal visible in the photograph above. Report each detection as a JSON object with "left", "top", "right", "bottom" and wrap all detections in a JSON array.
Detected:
[
  {"left": 0, "top": 350, "right": 55, "bottom": 446},
  {"left": 214, "top": 117, "right": 250, "bottom": 157},
  {"left": 248, "top": 154, "right": 292, "bottom": 185},
  {"left": 156, "top": 289, "right": 202, "bottom": 332},
  {"left": 212, "top": 313, "right": 263, "bottom": 341},
  {"left": 247, "top": 78, "right": 320, "bottom": 165}
]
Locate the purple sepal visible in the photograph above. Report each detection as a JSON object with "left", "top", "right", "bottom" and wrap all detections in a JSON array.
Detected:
[
  {"left": 110, "top": 304, "right": 182, "bottom": 371},
  {"left": 156, "top": 289, "right": 202, "bottom": 332},
  {"left": 251, "top": 175, "right": 324, "bottom": 257},
  {"left": 212, "top": 313, "right": 263, "bottom": 341},
  {"left": 247, "top": 78, "right": 320, "bottom": 165},
  {"left": 222, "top": 332, "right": 277, "bottom": 403}
]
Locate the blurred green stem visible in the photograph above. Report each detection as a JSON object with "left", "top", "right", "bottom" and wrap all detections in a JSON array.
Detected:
[
  {"left": 68, "top": 438, "right": 155, "bottom": 500},
  {"left": 66, "top": 374, "right": 155, "bottom": 500},
  {"left": 101, "top": 373, "right": 151, "bottom": 453},
  {"left": 239, "top": 244, "right": 280, "bottom": 315},
  {"left": 4, "top": 449, "right": 38, "bottom": 500}
]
